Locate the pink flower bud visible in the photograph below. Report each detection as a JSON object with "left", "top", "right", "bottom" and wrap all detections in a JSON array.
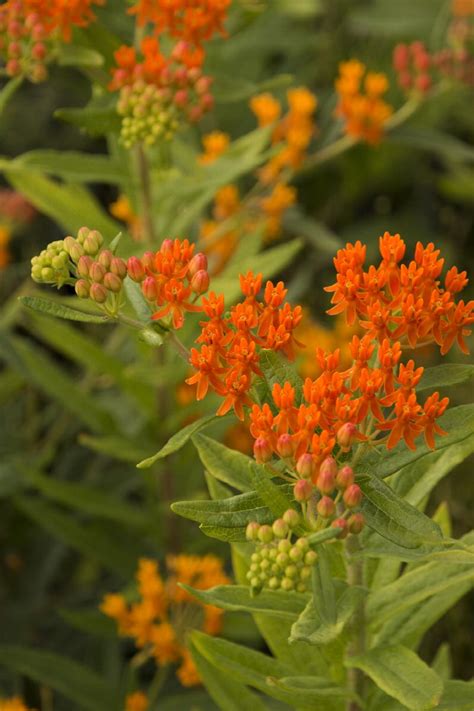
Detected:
[
  {"left": 77, "top": 255, "right": 93, "bottom": 278},
  {"left": 272, "top": 518, "right": 289, "bottom": 539},
  {"left": 201, "top": 93, "right": 214, "bottom": 110},
  {"left": 127, "top": 256, "right": 145, "bottom": 282},
  {"left": 90, "top": 262, "right": 105, "bottom": 283},
  {"left": 258, "top": 525, "right": 274, "bottom": 543},
  {"left": 317, "top": 457, "right": 337, "bottom": 494},
  {"left": 74, "top": 279, "right": 90, "bottom": 299},
  {"left": 317, "top": 496, "right": 336, "bottom": 518},
  {"left": 8, "top": 41, "right": 21, "bottom": 58},
  {"left": 415, "top": 73, "right": 432, "bottom": 93},
  {"left": 254, "top": 436, "right": 272, "bottom": 464},
  {"left": 174, "top": 89, "right": 188, "bottom": 108},
  {"left": 188, "top": 252, "right": 208, "bottom": 277},
  {"left": 343, "top": 484, "right": 362, "bottom": 508},
  {"left": 393, "top": 43, "right": 409, "bottom": 72},
  {"left": 160, "top": 239, "right": 173, "bottom": 253},
  {"left": 331, "top": 517, "right": 348, "bottom": 539},
  {"left": 294, "top": 479, "right": 312, "bottom": 502},
  {"left": 276, "top": 433, "right": 294, "bottom": 459},
  {"left": 196, "top": 76, "right": 212, "bottom": 94},
  {"left": 413, "top": 51, "right": 430, "bottom": 71},
  {"left": 399, "top": 71, "right": 412, "bottom": 90},
  {"left": 29, "top": 63, "right": 47, "bottom": 83},
  {"left": 142, "top": 276, "right": 158, "bottom": 301},
  {"left": 98, "top": 249, "right": 113, "bottom": 270},
  {"left": 110, "top": 256, "right": 127, "bottom": 279},
  {"left": 336, "top": 465, "right": 354, "bottom": 490},
  {"left": 6, "top": 59, "right": 20, "bottom": 76},
  {"left": 337, "top": 422, "right": 357, "bottom": 452},
  {"left": 190, "top": 269, "right": 210, "bottom": 294},
  {"left": 103, "top": 272, "right": 123, "bottom": 293},
  {"left": 296, "top": 453, "right": 314, "bottom": 479},
  {"left": 89, "top": 282, "right": 108, "bottom": 304},
  {"left": 31, "top": 23, "right": 45, "bottom": 41},
  {"left": 31, "top": 42, "right": 46, "bottom": 60},
  {"left": 188, "top": 105, "right": 203, "bottom": 123},
  {"left": 348, "top": 512, "right": 365, "bottom": 534}
]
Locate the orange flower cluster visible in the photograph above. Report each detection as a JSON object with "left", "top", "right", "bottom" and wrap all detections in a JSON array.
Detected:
[
  {"left": 125, "top": 692, "right": 148, "bottom": 711},
  {"left": 251, "top": 87, "right": 318, "bottom": 184},
  {"left": 335, "top": 60, "right": 393, "bottom": 144},
  {"left": 199, "top": 184, "right": 241, "bottom": 272},
  {"left": 325, "top": 232, "right": 473, "bottom": 355},
  {"left": 101, "top": 556, "right": 230, "bottom": 688},
  {"left": 186, "top": 272, "right": 303, "bottom": 419},
  {"left": 0, "top": 226, "right": 12, "bottom": 269},
  {"left": 0, "top": 699, "right": 35, "bottom": 711},
  {"left": 393, "top": 41, "right": 433, "bottom": 94},
  {"left": 127, "top": 239, "right": 210, "bottom": 329},
  {"left": 452, "top": 0, "right": 474, "bottom": 16},
  {"left": 295, "top": 311, "right": 359, "bottom": 379},
  {"left": 129, "top": 0, "right": 230, "bottom": 49},
  {"left": 0, "top": 0, "right": 102, "bottom": 80}
]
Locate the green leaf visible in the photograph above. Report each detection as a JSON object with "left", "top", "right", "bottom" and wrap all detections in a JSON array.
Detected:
[
  {"left": 306, "top": 528, "right": 343, "bottom": 547},
  {"left": 24, "top": 470, "right": 148, "bottom": 529},
  {"left": 189, "top": 639, "right": 269, "bottom": 711},
  {"left": 437, "top": 680, "right": 474, "bottom": 710},
  {"left": 5, "top": 168, "right": 121, "bottom": 237},
  {"left": 283, "top": 207, "right": 342, "bottom": 254},
  {"left": 9, "top": 150, "right": 123, "bottom": 184},
  {"left": 358, "top": 472, "right": 442, "bottom": 549},
  {"left": 171, "top": 491, "right": 272, "bottom": 527},
  {"left": 137, "top": 415, "right": 221, "bottom": 468},
  {"left": 55, "top": 97, "right": 121, "bottom": 137},
  {"left": 310, "top": 545, "right": 337, "bottom": 625},
  {"left": 20, "top": 296, "right": 108, "bottom": 324},
  {"left": 248, "top": 461, "right": 295, "bottom": 519},
  {"left": 388, "top": 127, "right": 474, "bottom": 164},
  {"left": 60, "top": 608, "right": 116, "bottom": 638},
  {"left": 357, "top": 404, "right": 474, "bottom": 480},
  {"left": 0, "top": 645, "right": 116, "bottom": 711},
  {"left": 259, "top": 349, "right": 303, "bottom": 399},
  {"left": 200, "top": 525, "right": 249, "bottom": 542},
  {"left": 79, "top": 434, "right": 150, "bottom": 464},
  {"left": 417, "top": 364, "right": 474, "bottom": 392},
  {"left": 345, "top": 645, "right": 443, "bottom": 711},
  {"left": 181, "top": 584, "right": 308, "bottom": 620},
  {"left": 0, "top": 333, "right": 113, "bottom": 433},
  {"left": 57, "top": 44, "right": 104, "bottom": 67},
  {"left": 192, "top": 434, "right": 253, "bottom": 492},
  {"left": 123, "top": 277, "right": 153, "bottom": 323},
  {"left": 15, "top": 496, "right": 140, "bottom": 576},
  {"left": 0, "top": 76, "right": 23, "bottom": 114}
]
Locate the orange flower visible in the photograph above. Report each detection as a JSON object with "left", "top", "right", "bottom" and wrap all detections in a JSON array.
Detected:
[
  {"left": 199, "top": 131, "right": 230, "bottom": 164},
  {"left": 0, "top": 699, "right": 35, "bottom": 711},
  {"left": 379, "top": 392, "right": 423, "bottom": 450},
  {"left": 250, "top": 93, "right": 281, "bottom": 126},
  {"left": 125, "top": 692, "right": 148, "bottom": 711}
]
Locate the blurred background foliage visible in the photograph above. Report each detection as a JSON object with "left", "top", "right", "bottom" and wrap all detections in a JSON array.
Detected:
[{"left": 0, "top": 0, "right": 472, "bottom": 707}]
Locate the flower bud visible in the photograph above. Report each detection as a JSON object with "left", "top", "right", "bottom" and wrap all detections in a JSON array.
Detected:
[
  {"left": 160, "top": 239, "right": 173, "bottom": 253},
  {"left": 281, "top": 577, "right": 294, "bottom": 591},
  {"left": 103, "top": 272, "right": 123, "bottom": 293},
  {"left": 254, "top": 436, "right": 272, "bottom": 464},
  {"left": 336, "top": 465, "right": 354, "bottom": 490},
  {"left": 348, "top": 512, "right": 365, "bottom": 534},
  {"left": 190, "top": 269, "right": 210, "bottom": 294},
  {"left": 110, "top": 256, "right": 127, "bottom": 279},
  {"left": 258, "top": 525, "right": 274, "bottom": 544},
  {"left": 77, "top": 255, "right": 93, "bottom": 278},
  {"left": 282, "top": 509, "right": 300, "bottom": 529},
  {"left": 89, "top": 282, "right": 108, "bottom": 304},
  {"left": 142, "top": 276, "right": 158, "bottom": 301},
  {"left": 294, "top": 479, "right": 312, "bottom": 502},
  {"left": 83, "top": 233, "right": 101, "bottom": 256},
  {"left": 331, "top": 517, "right": 348, "bottom": 539},
  {"left": 278, "top": 539, "right": 291, "bottom": 553},
  {"left": 63, "top": 236, "right": 84, "bottom": 262},
  {"left": 288, "top": 545, "right": 302, "bottom": 562},
  {"left": 272, "top": 518, "right": 289, "bottom": 539},
  {"left": 285, "top": 564, "right": 298, "bottom": 579},
  {"left": 188, "top": 252, "right": 208, "bottom": 277},
  {"left": 268, "top": 576, "right": 280, "bottom": 589},
  {"left": 245, "top": 521, "right": 260, "bottom": 541},
  {"left": 276, "top": 433, "right": 294, "bottom": 459},
  {"left": 76, "top": 226, "right": 90, "bottom": 244},
  {"left": 343, "top": 484, "right": 362, "bottom": 509},
  {"left": 415, "top": 73, "right": 432, "bottom": 93},
  {"left": 127, "top": 256, "right": 145, "bottom": 282},
  {"left": 317, "top": 495, "right": 336, "bottom": 518},
  {"left": 90, "top": 262, "right": 105, "bottom": 283},
  {"left": 304, "top": 550, "right": 318, "bottom": 565},
  {"left": 317, "top": 457, "right": 337, "bottom": 495},
  {"left": 296, "top": 453, "right": 314, "bottom": 479},
  {"left": 337, "top": 422, "right": 357, "bottom": 452},
  {"left": 98, "top": 249, "right": 113, "bottom": 269},
  {"left": 393, "top": 43, "right": 409, "bottom": 72},
  {"left": 74, "top": 279, "right": 90, "bottom": 299}
]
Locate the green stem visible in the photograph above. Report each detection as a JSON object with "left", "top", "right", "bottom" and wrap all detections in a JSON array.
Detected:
[
  {"left": 346, "top": 535, "right": 366, "bottom": 711},
  {"left": 135, "top": 143, "right": 157, "bottom": 243},
  {"left": 148, "top": 664, "right": 170, "bottom": 706}
]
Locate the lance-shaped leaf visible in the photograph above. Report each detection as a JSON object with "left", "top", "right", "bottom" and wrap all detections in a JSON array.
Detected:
[
  {"left": 437, "top": 680, "right": 474, "bottom": 711},
  {"left": 181, "top": 584, "right": 308, "bottom": 620},
  {"left": 137, "top": 415, "right": 220, "bottom": 468},
  {"left": 345, "top": 645, "right": 443, "bottom": 711},
  {"left": 193, "top": 434, "right": 253, "bottom": 492},
  {"left": 417, "top": 363, "right": 474, "bottom": 393},
  {"left": 20, "top": 296, "right": 108, "bottom": 323},
  {"left": 171, "top": 491, "right": 272, "bottom": 529},
  {"left": 248, "top": 461, "right": 295, "bottom": 518},
  {"left": 259, "top": 349, "right": 303, "bottom": 399},
  {"left": 0, "top": 646, "right": 117, "bottom": 711},
  {"left": 311, "top": 544, "right": 337, "bottom": 624},
  {"left": 358, "top": 472, "right": 442, "bottom": 549},
  {"left": 290, "top": 580, "right": 366, "bottom": 646}
]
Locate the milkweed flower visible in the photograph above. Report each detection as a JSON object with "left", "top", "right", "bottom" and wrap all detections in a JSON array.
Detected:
[
  {"left": 125, "top": 692, "right": 148, "bottom": 711},
  {"left": 199, "top": 131, "right": 230, "bottom": 164},
  {"left": 101, "top": 555, "right": 230, "bottom": 688},
  {"left": 335, "top": 60, "right": 393, "bottom": 144},
  {"left": 0, "top": 699, "right": 35, "bottom": 711}
]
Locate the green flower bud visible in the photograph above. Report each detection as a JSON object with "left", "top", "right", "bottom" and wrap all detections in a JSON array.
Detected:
[
  {"left": 296, "top": 582, "right": 307, "bottom": 593},
  {"left": 260, "top": 559, "right": 270, "bottom": 571},
  {"left": 103, "top": 272, "right": 123, "bottom": 293},
  {"left": 268, "top": 548, "right": 278, "bottom": 560},
  {"left": 75, "top": 279, "right": 90, "bottom": 299},
  {"left": 250, "top": 563, "right": 259, "bottom": 573},
  {"left": 277, "top": 539, "right": 291, "bottom": 554},
  {"left": 63, "top": 236, "right": 84, "bottom": 262},
  {"left": 281, "top": 577, "right": 294, "bottom": 591},
  {"left": 276, "top": 552, "right": 288, "bottom": 567},
  {"left": 76, "top": 227, "right": 90, "bottom": 244},
  {"left": 250, "top": 552, "right": 261, "bottom": 564},
  {"left": 283, "top": 509, "right": 300, "bottom": 529},
  {"left": 41, "top": 267, "right": 55, "bottom": 281},
  {"left": 268, "top": 576, "right": 280, "bottom": 590},
  {"left": 296, "top": 537, "right": 309, "bottom": 551},
  {"left": 250, "top": 577, "right": 260, "bottom": 589},
  {"left": 258, "top": 525, "right": 274, "bottom": 544},
  {"left": 271, "top": 563, "right": 279, "bottom": 575},
  {"left": 89, "top": 282, "right": 108, "bottom": 304},
  {"left": 289, "top": 546, "right": 303, "bottom": 563},
  {"left": 300, "top": 566, "right": 312, "bottom": 580},
  {"left": 272, "top": 518, "right": 289, "bottom": 539},
  {"left": 245, "top": 522, "right": 260, "bottom": 541},
  {"left": 285, "top": 565, "right": 298, "bottom": 579},
  {"left": 304, "top": 550, "right": 318, "bottom": 566}
]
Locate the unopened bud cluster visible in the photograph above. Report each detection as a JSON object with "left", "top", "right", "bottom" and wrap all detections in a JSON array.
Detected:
[
  {"left": 114, "top": 43, "right": 214, "bottom": 149},
  {"left": 0, "top": 1, "right": 50, "bottom": 82},
  {"left": 127, "top": 238, "right": 210, "bottom": 329},
  {"left": 393, "top": 40, "right": 473, "bottom": 94},
  {"left": 245, "top": 510, "right": 317, "bottom": 594},
  {"left": 31, "top": 227, "right": 127, "bottom": 309}
]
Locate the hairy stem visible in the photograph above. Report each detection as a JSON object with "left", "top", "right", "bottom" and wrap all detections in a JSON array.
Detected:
[{"left": 346, "top": 536, "right": 366, "bottom": 711}]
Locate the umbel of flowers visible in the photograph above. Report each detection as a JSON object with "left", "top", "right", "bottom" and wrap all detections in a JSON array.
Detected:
[
  {"left": 0, "top": 698, "right": 35, "bottom": 711},
  {"left": 101, "top": 555, "right": 230, "bottom": 688},
  {"left": 0, "top": 0, "right": 103, "bottom": 82}
]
